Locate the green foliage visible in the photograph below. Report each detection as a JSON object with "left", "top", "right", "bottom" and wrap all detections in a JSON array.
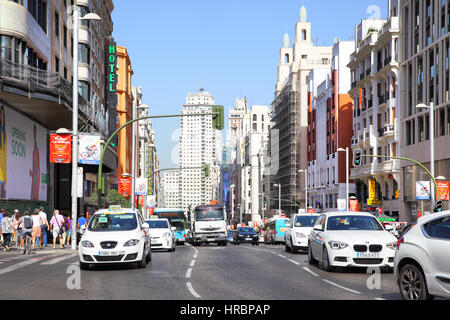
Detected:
[
  {"left": 212, "top": 105, "right": 224, "bottom": 130},
  {"left": 105, "top": 189, "right": 130, "bottom": 207}
]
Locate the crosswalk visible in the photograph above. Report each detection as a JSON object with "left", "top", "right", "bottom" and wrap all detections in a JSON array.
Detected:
[{"left": 0, "top": 251, "right": 78, "bottom": 276}]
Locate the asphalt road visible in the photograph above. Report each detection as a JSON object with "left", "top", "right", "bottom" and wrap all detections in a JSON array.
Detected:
[{"left": 0, "top": 242, "right": 404, "bottom": 300}]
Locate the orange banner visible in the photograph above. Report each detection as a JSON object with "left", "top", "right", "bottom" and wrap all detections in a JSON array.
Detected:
[
  {"left": 118, "top": 177, "right": 131, "bottom": 196},
  {"left": 349, "top": 199, "right": 359, "bottom": 212},
  {"left": 50, "top": 134, "right": 71, "bottom": 163},
  {"left": 437, "top": 181, "right": 450, "bottom": 201}
]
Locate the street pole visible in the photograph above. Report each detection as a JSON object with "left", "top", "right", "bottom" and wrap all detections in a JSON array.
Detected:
[
  {"left": 430, "top": 103, "right": 435, "bottom": 210},
  {"left": 278, "top": 185, "right": 281, "bottom": 212},
  {"left": 346, "top": 147, "right": 349, "bottom": 211},
  {"left": 70, "top": 9, "right": 79, "bottom": 251},
  {"left": 131, "top": 99, "right": 137, "bottom": 209}
]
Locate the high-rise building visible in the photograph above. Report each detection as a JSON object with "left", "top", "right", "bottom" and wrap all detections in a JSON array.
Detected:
[
  {"left": 348, "top": 1, "right": 401, "bottom": 218},
  {"left": 179, "top": 88, "right": 222, "bottom": 213},
  {"left": 271, "top": 6, "right": 332, "bottom": 214},
  {"left": 161, "top": 170, "right": 181, "bottom": 209},
  {"left": 399, "top": 0, "right": 450, "bottom": 220}
]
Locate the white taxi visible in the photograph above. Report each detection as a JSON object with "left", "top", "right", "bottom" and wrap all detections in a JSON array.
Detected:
[
  {"left": 146, "top": 217, "right": 176, "bottom": 252},
  {"left": 78, "top": 206, "right": 151, "bottom": 269},
  {"left": 285, "top": 213, "right": 320, "bottom": 253},
  {"left": 308, "top": 212, "right": 398, "bottom": 272}
]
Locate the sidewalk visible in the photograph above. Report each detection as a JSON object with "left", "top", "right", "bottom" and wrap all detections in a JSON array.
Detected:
[{"left": 0, "top": 245, "right": 77, "bottom": 258}]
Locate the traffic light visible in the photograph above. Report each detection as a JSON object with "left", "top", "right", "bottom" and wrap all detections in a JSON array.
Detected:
[
  {"left": 353, "top": 149, "right": 362, "bottom": 167},
  {"left": 212, "top": 105, "right": 224, "bottom": 130},
  {"left": 202, "top": 163, "right": 210, "bottom": 178},
  {"left": 434, "top": 201, "right": 443, "bottom": 212}
]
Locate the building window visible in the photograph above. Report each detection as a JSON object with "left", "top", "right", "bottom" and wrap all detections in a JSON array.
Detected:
[
  {"left": 55, "top": 11, "right": 59, "bottom": 37},
  {"left": 78, "top": 43, "right": 90, "bottom": 64},
  {"left": 63, "top": 26, "right": 67, "bottom": 48},
  {"left": 78, "top": 80, "right": 90, "bottom": 101}
]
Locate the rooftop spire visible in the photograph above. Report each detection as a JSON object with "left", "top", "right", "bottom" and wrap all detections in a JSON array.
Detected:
[{"left": 299, "top": 6, "right": 307, "bottom": 23}]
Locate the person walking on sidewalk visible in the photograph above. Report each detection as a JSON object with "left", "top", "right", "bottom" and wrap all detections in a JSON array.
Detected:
[
  {"left": 64, "top": 212, "right": 72, "bottom": 247},
  {"left": 49, "top": 210, "right": 65, "bottom": 249},
  {"left": 31, "top": 209, "right": 43, "bottom": 250},
  {"left": 1, "top": 211, "right": 13, "bottom": 251},
  {"left": 38, "top": 207, "right": 49, "bottom": 247},
  {"left": 12, "top": 210, "right": 21, "bottom": 249},
  {"left": 19, "top": 211, "right": 33, "bottom": 248}
]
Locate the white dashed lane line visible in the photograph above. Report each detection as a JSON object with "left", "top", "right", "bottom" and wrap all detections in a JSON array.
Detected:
[
  {"left": 322, "top": 279, "right": 361, "bottom": 295},
  {"left": 186, "top": 282, "right": 201, "bottom": 298},
  {"left": 185, "top": 268, "right": 192, "bottom": 278},
  {"left": 288, "top": 259, "right": 301, "bottom": 265},
  {"left": 189, "top": 259, "right": 196, "bottom": 267},
  {"left": 302, "top": 267, "right": 319, "bottom": 277}
]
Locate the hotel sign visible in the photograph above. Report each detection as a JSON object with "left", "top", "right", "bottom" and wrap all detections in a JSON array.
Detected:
[{"left": 105, "top": 40, "right": 117, "bottom": 105}]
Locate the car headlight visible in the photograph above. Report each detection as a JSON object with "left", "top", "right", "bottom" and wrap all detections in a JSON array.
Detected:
[
  {"left": 295, "top": 232, "right": 307, "bottom": 238},
  {"left": 163, "top": 232, "right": 171, "bottom": 238},
  {"left": 81, "top": 240, "right": 94, "bottom": 248},
  {"left": 328, "top": 241, "right": 348, "bottom": 250},
  {"left": 386, "top": 242, "right": 398, "bottom": 250},
  {"left": 124, "top": 239, "right": 139, "bottom": 247}
]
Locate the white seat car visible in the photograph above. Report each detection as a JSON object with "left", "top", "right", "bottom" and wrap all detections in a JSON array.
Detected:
[
  {"left": 78, "top": 206, "right": 151, "bottom": 270},
  {"left": 394, "top": 211, "right": 450, "bottom": 300},
  {"left": 146, "top": 218, "right": 176, "bottom": 252},
  {"left": 285, "top": 213, "right": 320, "bottom": 253},
  {"left": 308, "top": 212, "right": 398, "bottom": 272}
]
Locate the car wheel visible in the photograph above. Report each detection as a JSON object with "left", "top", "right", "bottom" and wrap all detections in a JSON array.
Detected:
[
  {"left": 285, "top": 239, "right": 291, "bottom": 252},
  {"left": 308, "top": 244, "right": 316, "bottom": 264},
  {"left": 321, "top": 246, "right": 334, "bottom": 272},
  {"left": 146, "top": 250, "right": 151, "bottom": 263},
  {"left": 291, "top": 238, "right": 298, "bottom": 253},
  {"left": 399, "top": 264, "right": 434, "bottom": 300},
  {"left": 137, "top": 247, "right": 147, "bottom": 269}
]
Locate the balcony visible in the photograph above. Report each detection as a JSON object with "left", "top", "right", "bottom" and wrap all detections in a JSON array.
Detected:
[{"left": 378, "top": 123, "right": 395, "bottom": 143}]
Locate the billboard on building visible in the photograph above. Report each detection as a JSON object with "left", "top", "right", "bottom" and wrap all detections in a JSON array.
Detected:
[
  {"left": 0, "top": 104, "right": 48, "bottom": 201},
  {"left": 79, "top": 134, "right": 102, "bottom": 165}
]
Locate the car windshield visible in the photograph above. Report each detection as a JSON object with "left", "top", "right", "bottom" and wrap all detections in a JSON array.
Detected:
[
  {"left": 238, "top": 227, "right": 255, "bottom": 234},
  {"left": 294, "top": 215, "right": 319, "bottom": 227},
  {"left": 146, "top": 220, "right": 169, "bottom": 229},
  {"left": 327, "top": 215, "right": 384, "bottom": 231},
  {"left": 195, "top": 209, "right": 224, "bottom": 221},
  {"left": 171, "top": 221, "right": 184, "bottom": 231},
  {"left": 88, "top": 213, "right": 137, "bottom": 232}
]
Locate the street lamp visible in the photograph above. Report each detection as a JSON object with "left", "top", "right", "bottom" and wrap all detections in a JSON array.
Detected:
[
  {"left": 337, "top": 147, "right": 349, "bottom": 211},
  {"left": 273, "top": 184, "right": 281, "bottom": 212},
  {"left": 71, "top": 9, "right": 102, "bottom": 251},
  {"left": 416, "top": 103, "right": 435, "bottom": 209},
  {"left": 298, "top": 169, "right": 308, "bottom": 210}
]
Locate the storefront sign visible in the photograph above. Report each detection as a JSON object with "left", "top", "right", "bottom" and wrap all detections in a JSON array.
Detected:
[
  {"left": 416, "top": 181, "right": 431, "bottom": 200},
  {"left": 105, "top": 40, "right": 117, "bottom": 102},
  {"left": 50, "top": 134, "right": 71, "bottom": 163},
  {"left": 147, "top": 145, "right": 154, "bottom": 195},
  {"left": 368, "top": 179, "right": 376, "bottom": 200},
  {"left": 437, "top": 181, "right": 450, "bottom": 201},
  {"left": 0, "top": 104, "right": 48, "bottom": 201}
]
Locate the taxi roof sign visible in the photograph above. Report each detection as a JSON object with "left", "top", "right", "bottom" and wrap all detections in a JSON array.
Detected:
[{"left": 109, "top": 205, "right": 122, "bottom": 212}]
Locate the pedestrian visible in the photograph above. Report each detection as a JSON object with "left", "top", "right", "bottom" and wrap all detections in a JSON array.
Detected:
[
  {"left": 77, "top": 213, "right": 88, "bottom": 230},
  {"left": 19, "top": 210, "right": 33, "bottom": 248},
  {"left": 13, "top": 210, "right": 22, "bottom": 249},
  {"left": 31, "top": 209, "right": 43, "bottom": 250},
  {"left": 38, "top": 207, "right": 49, "bottom": 247},
  {"left": 0, "top": 208, "right": 4, "bottom": 243},
  {"left": 1, "top": 211, "right": 13, "bottom": 251},
  {"left": 64, "top": 212, "right": 72, "bottom": 246},
  {"left": 49, "top": 210, "right": 65, "bottom": 249}
]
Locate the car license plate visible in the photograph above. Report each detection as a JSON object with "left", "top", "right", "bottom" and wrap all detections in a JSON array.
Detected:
[
  {"left": 246, "top": 237, "right": 252, "bottom": 240},
  {"left": 208, "top": 238, "right": 215, "bottom": 242},
  {"left": 356, "top": 252, "right": 380, "bottom": 258}
]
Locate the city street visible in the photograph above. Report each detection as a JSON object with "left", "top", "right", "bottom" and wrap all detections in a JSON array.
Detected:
[{"left": 0, "top": 243, "right": 402, "bottom": 300}]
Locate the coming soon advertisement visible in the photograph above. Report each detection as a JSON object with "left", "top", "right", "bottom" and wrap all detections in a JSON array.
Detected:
[{"left": 0, "top": 104, "right": 48, "bottom": 201}]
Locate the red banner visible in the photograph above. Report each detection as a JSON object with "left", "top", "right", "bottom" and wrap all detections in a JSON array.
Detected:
[
  {"left": 118, "top": 177, "right": 131, "bottom": 196},
  {"left": 50, "top": 134, "right": 71, "bottom": 163},
  {"left": 437, "top": 181, "right": 450, "bottom": 201},
  {"left": 349, "top": 199, "right": 360, "bottom": 212}
]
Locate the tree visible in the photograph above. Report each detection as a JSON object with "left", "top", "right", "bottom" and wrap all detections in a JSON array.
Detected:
[{"left": 105, "top": 189, "right": 129, "bottom": 207}]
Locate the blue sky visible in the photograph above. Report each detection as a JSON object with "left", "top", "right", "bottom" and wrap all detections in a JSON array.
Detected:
[{"left": 112, "top": 0, "right": 387, "bottom": 169}]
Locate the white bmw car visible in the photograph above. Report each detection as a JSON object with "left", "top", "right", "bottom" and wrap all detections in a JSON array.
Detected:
[
  {"left": 78, "top": 207, "right": 152, "bottom": 269},
  {"left": 308, "top": 212, "right": 398, "bottom": 272}
]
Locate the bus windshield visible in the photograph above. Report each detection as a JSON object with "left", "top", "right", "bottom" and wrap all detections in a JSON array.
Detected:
[{"left": 195, "top": 209, "right": 224, "bottom": 221}]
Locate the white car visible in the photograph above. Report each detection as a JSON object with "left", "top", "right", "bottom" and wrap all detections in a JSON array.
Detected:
[
  {"left": 285, "top": 214, "right": 320, "bottom": 253},
  {"left": 146, "top": 218, "right": 176, "bottom": 252},
  {"left": 78, "top": 207, "right": 152, "bottom": 270},
  {"left": 308, "top": 212, "right": 398, "bottom": 272},
  {"left": 394, "top": 211, "right": 450, "bottom": 300}
]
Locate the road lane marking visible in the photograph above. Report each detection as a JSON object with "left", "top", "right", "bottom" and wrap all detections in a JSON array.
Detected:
[
  {"left": 374, "top": 298, "right": 386, "bottom": 300},
  {"left": 288, "top": 259, "right": 301, "bottom": 265},
  {"left": 185, "top": 267, "right": 192, "bottom": 278},
  {"left": 322, "top": 279, "right": 361, "bottom": 295},
  {"left": 0, "top": 255, "right": 59, "bottom": 276},
  {"left": 193, "top": 253, "right": 198, "bottom": 259},
  {"left": 41, "top": 253, "right": 77, "bottom": 265},
  {"left": 186, "top": 282, "right": 201, "bottom": 298},
  {"left": 189, "top": 259, "right": 196, "bottom": 267},
  {"left": 302, "top": 267, "right": 319, "bottom": 277},
  {"left": 277, "top": 254, "right": 287, "bottom": 259}
]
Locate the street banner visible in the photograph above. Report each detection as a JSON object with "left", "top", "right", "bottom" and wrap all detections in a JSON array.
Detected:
[
  {"left": 368, "top": 179, "right": 376, "bottom": 200},
  {"left": 416, "top": 181, "right": 431, "bottom": 200},
  {"left": 146, "top": 195, "right": 156, "bottom": 208},
  {"left": 135, "top": 178, "right": 148, "bottom": 196},
  {"left": 437, "top": 181, "right": 450, "bottom": 201},
  {"left": 50, "top": 134, "right": 71, "bottom": 163},
  {"left": 118, "top": 176, "right": 131, "bottom": 196},
  {"left": 349, "top": 199, "right": 359, "bottom": 212},
  {"left": 337, "top": 199, "right": 346, "bottom": 211},
  {"left": 79, "top": 134, "right": 102, "bottom": 165}
]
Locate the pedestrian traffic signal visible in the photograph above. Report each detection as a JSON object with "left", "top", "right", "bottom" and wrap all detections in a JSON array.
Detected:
[
  {"left": 202, "top": 163, "right": 210, "bottom": 178},
  {"left": 353, "top": 149, "right": 362, "bottom": 167},
  {"left": 212, "top": 105, "right": 224, "bottom": 130},
  {"left": 434, "top": 201, "right": 443, "bottom": 212}
]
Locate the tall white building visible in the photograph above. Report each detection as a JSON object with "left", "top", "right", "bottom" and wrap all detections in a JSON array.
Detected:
[
  {"left": 161, "top": 170, "right": 181, "bottom": 209},
  {"left": 179, "top": 88, "right": 222, "bottom": 213}
]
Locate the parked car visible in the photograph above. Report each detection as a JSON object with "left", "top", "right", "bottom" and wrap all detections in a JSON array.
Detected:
[
  {"left": 394, "top": 211, "right": 450, "bottom": 300},
  {"left": 285, "top": 213, "right": 320, "bottom": 253},
  {"left": 233, "top": 227, "right": 259, "bottom": 245},
  {"left": 308, "top": 212, "right": 398, "bottom": 272},
  {"left": 227, "top": 230, "right": 236, "bottom": 243}
]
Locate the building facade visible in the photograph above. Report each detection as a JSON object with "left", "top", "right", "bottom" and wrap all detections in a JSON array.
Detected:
[
  {"left": 161, "top": 170, "right": 181, "bottom": 209},
  {"left": 348, "top": 1, "right": 401, "bottom": 218}
]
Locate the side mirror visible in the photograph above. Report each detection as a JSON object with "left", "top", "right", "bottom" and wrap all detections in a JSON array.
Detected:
[
  {"left": 171, "top": 227, "right": 176, "bottom": 231},
  {"left": 142, "top": 223, "right": 149, "bottom": 230},
  {"left": 313, "top": 224, "right": 324, "bottom": 231},
  {"left": 385, "top": 224, "right": 394, "bottom": 231}
]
